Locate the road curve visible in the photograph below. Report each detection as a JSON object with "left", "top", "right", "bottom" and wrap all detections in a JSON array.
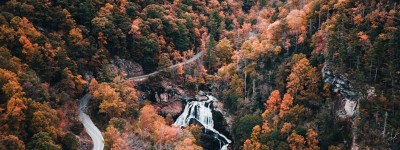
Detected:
[
  {"left": 78, "top": 94, "right": 104, "bottom": 150},
  {"left": 78, "top": 52, "right": 203, "bottom": 149}
]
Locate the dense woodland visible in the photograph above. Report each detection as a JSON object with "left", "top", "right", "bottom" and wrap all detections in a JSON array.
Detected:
[{"left": 0, "top": 0, "right": 399, "bottom": 150}]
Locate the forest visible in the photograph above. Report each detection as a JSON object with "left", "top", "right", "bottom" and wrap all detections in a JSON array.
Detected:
[{"left": 0, "top": 0, "right": 399, "bottom": 150}]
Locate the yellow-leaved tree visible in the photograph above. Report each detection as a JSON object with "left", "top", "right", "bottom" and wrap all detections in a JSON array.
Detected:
[
  {"left": 286, "top": 57, "right": 319, "bottom": 102},
  {"left": 262, "top": 90, "right": 281, "bottom": 119},
  {"left": 90, "top": 78, "right": 126, "bottom": 118},
  {"left": 287, "top": 131, "right": 305, "bottom": 150}
]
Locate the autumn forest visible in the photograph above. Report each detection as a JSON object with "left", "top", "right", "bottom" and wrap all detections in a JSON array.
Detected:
[{"left": 0, "top": 0, "right": 399, "bottom": 150}]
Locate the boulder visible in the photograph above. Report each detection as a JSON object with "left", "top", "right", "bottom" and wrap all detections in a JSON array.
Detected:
[{"left": 107, "top": 56, "right": 144, "bottom": 78}]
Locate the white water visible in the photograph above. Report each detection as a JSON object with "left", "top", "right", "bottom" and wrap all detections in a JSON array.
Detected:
[{"left": 174, "top": 95, "right": 231, "bottom": 150}]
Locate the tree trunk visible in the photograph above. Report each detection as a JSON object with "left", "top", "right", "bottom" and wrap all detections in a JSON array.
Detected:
[
  {"left": 252, "top": 79, "right": 256, "bottom": 100},
  {"left": 369, "top": 60, "right": 373, "bottom": 78},
  {"left": 244, "top": 64, "right": 247, "bottom": 100},
  {"left": 356, "top": 56, "right": 360, "bottom": 71},
  {"left": 318, "top": 11, "right": 322, "bottom": 29},
  {"left": 327, "top": 7, "right": 330, "bottom": 20},
  {"left": 351, "top": 97, "right": 361, "bottom": 149},
  {"left": 391, "top": 71, "right": 395, "bottom": 101},
  {"left": 308, "top": 19, "right": 312, "bottom": 36},
  {"left": 383, "top": 111, "right": 388, "bottom": 137}
]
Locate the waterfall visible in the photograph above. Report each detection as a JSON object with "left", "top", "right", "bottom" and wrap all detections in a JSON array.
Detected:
[{"left": 174, "top": 95, "right": 231, "bottom": 150}]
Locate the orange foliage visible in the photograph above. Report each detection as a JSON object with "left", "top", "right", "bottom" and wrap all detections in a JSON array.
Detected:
[
  {"left": 153, "top": 124, "right": 179, "bottom": 144},
  {"left": 280, "top": 122, "right": 293, "bottom": 134},
  {"left": 0, "top": 68, "right": 27, "bottom": 123},
  {"left": 89, "top": 78, "right": 99, "bottom": 93},
  {"left": 6, "top": 95, "right": 27, "bottom": 122},
  {"left": 312, "top": 30, "right": 327, "bottom": 55},
  {"left": 354, "top": 14, "right": 363, "bottom": 26},
  {"left": 166, "top": 113, "right": 174, "bottom": 125},
  {"left": 241, "top": 23, "right": 252, "bottom": 38},
  {"left": 274, "top": 46, "right": 282, "bottom": 55},
  {"left": 90, "top": 78, "right": 128, "bottom": 118},
  {"left": 129, "top": 19, "right": 142, "bottom": 36},
  {"left": 62, "top": 68, "right": 86, "bottom": 94},
  {"left": 208, "top": 0, "right": 220, "bottom": 9},
  {"left": 288, "top": 131, "right": 305, "bottom": 150},
  {"left": 250, "top": 125, "right": 261, "bottom": 141},
  {"left": 266, "top": 20, "right": 283, "bottom": 44},
  {"left": 243, "top": 125, "right": 269, "bottom": 150},
  {"left": 260, "top": 8, "right": 276, "bottom": 22},
  {"left": 63, "top": 9, "right": 76, "bottom": 27},
  {"left": 264, "top": 90, "right": 281, "bottom": 114},
  {"left": 111, "top": 79, "right": 138, "bottom": 112},
  {"left": 272, "top": 115, "right": 280, "bottom": 128},
  {"left": 104, "top": 126, "right": 128, "bottom": 150},
  {"left": 243, "top": 139, "right": 252, "bottom": 150},
  {"left": 69, "top": 28, "right": 88, "bottom": 46},
  {"left": 98, "top": 32, "right": 108, "bottom": 44},
  {"left": 175, "top": 137, "right": 202, "bottom": 150},
  {"left": 216, "top": 38, "right": 234, "bottom": 66},
  {"left": 117, "top": 0, "right": 128, "bottom": 12},
  {"left": 177, "top": 63, "right": 184, "bottom": 75},
  {"left": 286, "top": 10, "right": 305, "bottom": 35},
  {"left": 0, "top": 135, "right": 25, "bottom": 149},
  {"left": 358, "top": 31, "right": 371, "bottom": 46},
  {"left": 99, "top": 3, "right": 114, "bottom": 17},
  {"left": 14, "top": 17, "right": 41, "bottom": 38},
  {"left": 2, "top": 80, "right": 23, "bottom": 98},
  {"left": 95, "top": 83, "right": 126, "bottom": 117},
  {"left": 139, "top": 105, "right": 180, "bottom": 144},
  {"left": 261, "top": 121, "right": 272, "bottom": 134},
  {"left": 279, "top": 93, "right": 294, "bottom": 118},
  {"left": 287, "top": 71, "right": 301, "bottom": 95},
  {"left": 286, "top": 57, "right": 319, "bottom": 100},
  {"left": 19, "top": 35, "right": 38, "bottom": 62},
  {"left": 69, "top": 28, "right": 83, "bottom": 41},
  {"left": 306, "top": 129, "right": 319, "bottom": 150}
]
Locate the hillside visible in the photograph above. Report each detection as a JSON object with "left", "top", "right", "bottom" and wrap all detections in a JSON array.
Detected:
[{"left": 0, "top": 0, "right": 399, "bottom": 150}]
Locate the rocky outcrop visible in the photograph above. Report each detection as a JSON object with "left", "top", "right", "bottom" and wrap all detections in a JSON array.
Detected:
[
  {"left": 195, "top": 91, "right": 209, "bottom": 101},
  {"left": 322, "top": 62, "right": 358, "bottom": 119},
  {"left": 159, "top": 101, "right": 183, "bottom": 116},
  {"left": 107, "top": 56, "right": 144, "bottom": 78}
]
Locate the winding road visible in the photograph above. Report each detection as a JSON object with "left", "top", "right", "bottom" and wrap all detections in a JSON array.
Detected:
[
  {"left": 78, "top": 51, "right": 203, "bottom": 149},
  {"left": 127, "top": 51, "right": 203, "bottom": 81},
  {"left": 78, "top": 94, "right": 104, "bottom": 150}
]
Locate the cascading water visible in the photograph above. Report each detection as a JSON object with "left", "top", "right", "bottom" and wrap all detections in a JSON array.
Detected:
[{"left": 174, "top": 95, "right": 231, "bottom": 150}]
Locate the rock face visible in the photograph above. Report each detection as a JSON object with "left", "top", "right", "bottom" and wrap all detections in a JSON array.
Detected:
[
  {"left": 159, "top": 101, "right": 183, "bottom": 116},
  {"left": 195, "top": 91, "right": 209, "bottom": 101},
  {"left": 135, "top": 80, "right": 184, "bottom": 116},
  {"left": 322, "top": 62, "right": 358, "bottom": 119},
  {"left": 107, "top": 56, "right": 144, "bottom": 78}
]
